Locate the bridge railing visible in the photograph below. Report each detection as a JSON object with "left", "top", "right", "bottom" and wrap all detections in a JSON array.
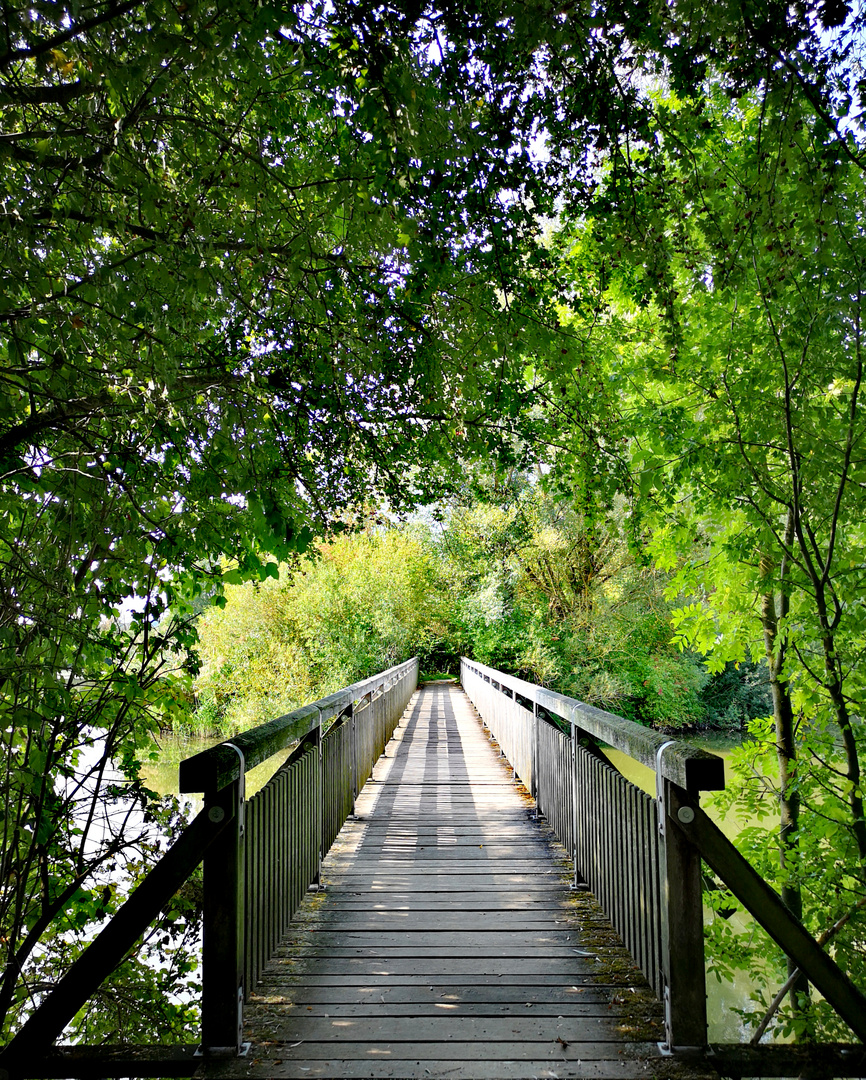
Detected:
[
  {"left": 461, "top": 657, "right": 866, "bottom": 1059},
  {"left": 1, "top": 657, "right": 418, "bottom": 1071},
  {"left": 180, "top": 655, "right": 418, "bottom": 1054}
]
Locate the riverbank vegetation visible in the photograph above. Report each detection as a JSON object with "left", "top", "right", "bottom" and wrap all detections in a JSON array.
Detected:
[
  {"left": 187, "top": 485, "right": 770, "bottom": 739},
  {"left": 1, "top": 0, "right": 864, "bottom": 1051}
]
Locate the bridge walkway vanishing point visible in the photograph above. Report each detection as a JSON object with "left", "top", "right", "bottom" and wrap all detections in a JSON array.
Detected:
[{"left": 205, "top": 682, "right": 716, "bottom": 1080}]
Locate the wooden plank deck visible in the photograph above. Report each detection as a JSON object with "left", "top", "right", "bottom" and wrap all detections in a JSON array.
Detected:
[{"left": 204, "top": 682, "right": 717, "bottom": 1079}]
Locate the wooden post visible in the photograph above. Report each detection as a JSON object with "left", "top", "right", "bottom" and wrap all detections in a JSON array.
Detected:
[
  {"left": 315, "top": 710, "right": 323, "bottom": 887},
  {"left": 201, "top": 759, "right": 246, "bottom": 1056},
  {"left": 571, "top": 721, "right": 580, "bottom": 889},
  {"left": 532, "top": 699, "right": 539, "bottom": 815},
  {"left": 656, "top": 743, "right": 707, "bottom": 1051}
]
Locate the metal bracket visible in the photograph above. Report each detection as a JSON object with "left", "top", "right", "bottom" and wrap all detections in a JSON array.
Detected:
[
  {"left": 195, "top": 1042, "right": 251, "bottom": 1059},
  {"left": 655, "top": 740, "right": 675, "bottom": 836},
  {"left": 657, "top": 1042, "right": 705, "bottom": 1058}
]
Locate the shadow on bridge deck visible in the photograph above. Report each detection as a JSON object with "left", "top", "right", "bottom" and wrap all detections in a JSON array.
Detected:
[{"left": 202, "top": 683, "right": 717, "bottom": 1080}]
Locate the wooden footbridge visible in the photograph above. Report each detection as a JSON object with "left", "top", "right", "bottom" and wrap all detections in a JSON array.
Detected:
[{"left": 3, "top": 660, "right": 866, "bottom": 1079}]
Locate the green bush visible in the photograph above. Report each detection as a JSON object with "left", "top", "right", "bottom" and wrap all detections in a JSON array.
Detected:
[{"left": 190, "top": 527, "right": 456, "bottom": 734}]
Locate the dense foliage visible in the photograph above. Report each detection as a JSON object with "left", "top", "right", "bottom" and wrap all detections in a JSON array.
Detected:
[
  {"left": 543, "top": 63, "right": 866, "bottom": 1038},
  {"left": 190, "top": 529, "right": 452, "bottom": 733},
  {"left": 2, "top": 0, "right": 864, "bottom": 1049},
  {"left": 0, "top": 0, "right": 558, "bottom": 1038},
  {"left": 192, "top": 488, "right": 769, "bottom": 738}
]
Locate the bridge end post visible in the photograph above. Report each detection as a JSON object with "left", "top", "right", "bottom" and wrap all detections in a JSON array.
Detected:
[
  {"left": 200, "top": 774, "right": 247, "bottom": 1057},
  {"left": 532, "top": 700, "right": 539, "bottom": 818},
  {"left": 657, "top": 769, "right": 708, "bottom": 1053}
]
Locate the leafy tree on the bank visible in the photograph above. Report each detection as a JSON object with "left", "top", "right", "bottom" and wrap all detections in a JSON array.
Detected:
[
  {"left": 191, "top": 528, "right": 455, "bottom": 734},
  {"left": 549, "top": 69, "right": 866, "bottom": 1037},
  {"left": 436, "top": 481, "right": 718, "bottom": 729}
]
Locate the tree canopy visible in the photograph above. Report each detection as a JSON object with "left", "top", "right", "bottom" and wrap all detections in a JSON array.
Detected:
[{"left": 2, "top": 0, "right": 865, "bottom": 1046}]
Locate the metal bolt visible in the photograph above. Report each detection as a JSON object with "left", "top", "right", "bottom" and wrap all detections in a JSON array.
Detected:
[
  {"left": 677, "top": 806, "right": 695, "bottom": 824},
  {"left": 208, "top": 806, "right": 225, "bottom": 823}
]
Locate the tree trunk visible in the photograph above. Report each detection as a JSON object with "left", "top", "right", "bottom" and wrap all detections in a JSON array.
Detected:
[
  {"left": 816, "top": 620, "right": 866, "bottom": 868},
  {"left": 760, "top": 511, "right": 809, "bottom": 1012}
]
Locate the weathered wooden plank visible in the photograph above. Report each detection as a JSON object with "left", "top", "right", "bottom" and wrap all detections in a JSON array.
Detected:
[
  {"left": 328, "top": 835, "right": 553, "bottom": 847},
  {"left": 290, "top": 913, "right": 584, "bottom": 929},
  {"left": 250, "top": 1015, "right": 648, "bottom": 1043},
  {"left": 323, "top": 852, "right": 558, "bottom": 865},
  {"left": 337, "top": 823, "right": 547, "bottom": 833},
  {"left": 282, "top": 929, "right": 590, "bottom": 945},
  {"left": 257, "top": 1000, "right": 644, "bottom": 1016},
  {"left": 257, "top": 973, "right": 645, "bottom": 988},
  {"left": 311, "top": 876, "right": 568, "bottom": 888},
  {"left": 302, "top": 896, "right": 569, "bottom": 909},
  {"left": 204, "top": 1059, "right": 716, "bottom": 1080},
  {"left": 259, "top": 1008, "right": 650, "bottom": 1033},
  {"left": 276, "top": 948, "right": 604, "bottom": 962},
  {"left": 218, "top": 1038, "right": 699, "bottom": 1062},
  {"left": 251, "top": 985, "right": 633, "bottom": 1006},
  {"left": 314, "top": 871, "right": 571, "bottom": 882}
]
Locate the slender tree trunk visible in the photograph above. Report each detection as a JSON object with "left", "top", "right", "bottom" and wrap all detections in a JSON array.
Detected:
[
  {"left": 760, "top": 509, "right": 809, "bottom": 1011},
  {"left": 815, "top": 614, "right": 866, "bottom": 867}
]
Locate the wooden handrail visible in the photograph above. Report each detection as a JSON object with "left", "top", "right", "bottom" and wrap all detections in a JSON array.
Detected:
[
  {"left": 461, "top": 657, "right": 724, "bottom": 791},
  {"left": 179, "top": 658, "right": 419, "bottom": 794},
  {"left": 0, "top": 805, "right": 230, "bottom": 1065},
  {"left": 670, "top": 787, "right": 866, "bottom": 1044}
]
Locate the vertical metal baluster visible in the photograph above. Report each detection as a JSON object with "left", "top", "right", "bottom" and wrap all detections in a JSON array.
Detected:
[
  {"left": 266, "top": 783, "right": 274, "bottom": 976},
  {"left": 255, "top": 791, "right": 264, "bottom": 986},
  {"left": 242, "top": 794, "right": 253, "bottom": 1000},
  {"left": 625, "top": 783, "right": 636, "bottom": 963},
  {"left": 288, "top": 759, "right": 298, "bottom": 919}
]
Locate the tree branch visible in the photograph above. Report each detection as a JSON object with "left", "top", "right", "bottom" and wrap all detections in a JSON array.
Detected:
[
  {"left": 0, "top": 0, "right": 146, "bottom": 71},
  {"left": 0, "top": 80, "right": 98, "bottom": 107},
  {"left": 750, "top": 894, "right": 866, "bottom": 1044}
]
